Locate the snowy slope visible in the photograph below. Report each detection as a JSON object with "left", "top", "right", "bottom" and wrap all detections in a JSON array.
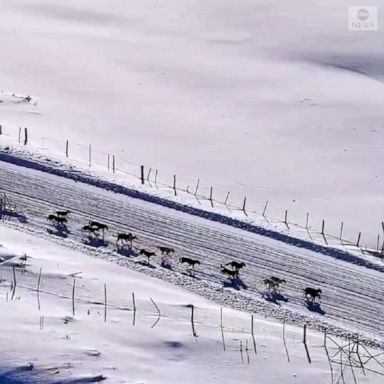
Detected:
[
  {"left": 0, "top": 159, "right": 383, "bottom": 349},
  {"left": 0, "top": 0, "right": 383, "bottom": 247},
  {"left": 1, "top": 226, "right": 383, "bottom": 383}
]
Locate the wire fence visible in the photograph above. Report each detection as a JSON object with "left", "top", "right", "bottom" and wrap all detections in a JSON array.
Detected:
[
  {"left": 0, "top": 124, "right": 383, "bottom": 256},
  {"left": 2, "top": 263, "right": 383, "bottom": 382}
]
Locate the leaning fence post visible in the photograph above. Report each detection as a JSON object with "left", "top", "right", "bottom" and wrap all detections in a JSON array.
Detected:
[
  {"left": 262, "top": 201, "right": 269, "bottom": 217},
  {"left": 11, "top": 266, "right": 17, "bottom": 300},
  {"left": 321, "top": 219, "right": 325, "bottom": 235},
  {"left": 242, "top": 197, "right": 247, "bottom": 214},
  {"left": 140, "top": 166, "right": 145, "bottom": 184},
  {"left": 356, "top": 232, "right": 361, "bottom": 247},
  {"left": 284, "top": 210, "right": 289, "bottom": 229},
  {"left": 194, "top": 179, "right": 200, "bottom": 196},
  {"left": 224, "top": 191, "right": 230, "bottom": 205},
  {"left": 220, "top": 307, "right": 226, "bottom": 351},
  {"left": 303, "top": 324, "right": 311, "bottom": 363}
]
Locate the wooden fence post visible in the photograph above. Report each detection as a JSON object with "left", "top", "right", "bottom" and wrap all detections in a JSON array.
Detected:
[
  {"left": 356, "top": 232, "right": 361, "bottom": 247},
  {"left": 242, "top": 197, "right": 247, "bottom": 214},
  {"left": 18, "top": 127, "right": 21, "bottom": 143},
  {"left": 303, "top": 324, "right": 311, "bottom": 363},
  {"left": 11, "top": 267, "right": 17, "bottom": 300},
  {"left": 23, "top": 127, "right": 28, "bottom": 145},
  {"left": 104, "top": 283, "right": 107, "bottom": 323},
  {"left": 194, "top": 179, "right": 200, "bottom": 196},
  {"left": 65, "top": 140, "right": 69, "bottom": 158},
  {"left": 305, "top": 212, "right": 309, "bottom": 229},
  {"left": 37, "top": 267, "right": 42, "bottom": 311},
  {"left": 72, "top": 278, "right": 76, "bottom": 316},
  {"left": 107, "top": 154, "right": 110, "bottom": 171},
  {"left": 321, "top": 219, "right": 325, "bottom": 235},
  {"left": 88, "top": 144, "right": 92, "bottom": 167},
  {"left": 173, "top": 175, "right": 177, "bottom": 196},
  {"left": 140, "top": 166, "right": 145, "bottom": 184},
  {"left": 340, "top": 221, "right": 344, "bottom": 240},
  {"left": 112, "top": 156, "right": 116, "bottom": 173},
  {"left": 262, "top": 201, "right": 269, "bottom": 217},
  {"left": 224, "top": 192, "right": 230, "bottom": 205},
  {"left": 220, "top": 307, "right": 226, "bottom": 351},
  {"left": 0, "top": 125, "right": 2, "bottom": 135}
]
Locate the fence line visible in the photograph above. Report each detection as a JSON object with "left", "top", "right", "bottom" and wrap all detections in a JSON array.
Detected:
[{"left": 0, "top": 124, "right": 382, "bottom": 256}]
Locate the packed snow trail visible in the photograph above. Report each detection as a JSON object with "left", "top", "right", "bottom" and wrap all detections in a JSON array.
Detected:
[{"left": 0, "top": 161, "right": 383, "bottom": 347}]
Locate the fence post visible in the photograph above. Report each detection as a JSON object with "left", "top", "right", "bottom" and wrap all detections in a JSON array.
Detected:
[
  {"left": 305, "top": 212, "right": 309, "bottom": 229},
  {"left": 262, "top": 201, "right": 269, "bottom": 217},
  {"left": 18, "top": 127, "right": 21, "bottom": 143},
  {"left": 209, "top": 186, "right": 213, "bottom": 202},
  {"left": 356, "top": 232, "right": 361, "bottom": 247},
  {"left": 23, "top": 128, "right": 28, "bottom": 145},
  {"left": 340, "top": 221, "right": 344, "bottom": 240},
  {"left": 112, "top": 156, "right": 116, "bottom": 173},
  {"left": 140, "top": 166, "right": 145, "bottom": 184},
  {"left": 107, "top": 154, "right": 110, "bottom": 171},
  {"left": 321, "top": 219, "right": 325, "bottom": 235},
  {"left": 88, "top": 144, "right": 92, "bottom": 167},
  {"left": 242, "top": 197, "right": 247, "bottom": 214},
  {"left": 194, "top": 179, "right": 200, "bottom": 196},
  {"left": 72, "top": 278, "right": 76, "bottom": 316},
  {"left": 173, "top": 175, "right": 177, "bottom": 196},
  {"left": 224, "top": 192, "right": 230, "bottom": 205},
  {"left": 65, "top": 140, "right": 69, "bottom": 158},
  {"left": 284, "top": 210, "right": 289, "bottom": 229},
  {"left": 104, "top": 283, "right": 107, "bottom": 323},
  {"left": 0, "top": 125, "right": 2, "bottom": 135}
]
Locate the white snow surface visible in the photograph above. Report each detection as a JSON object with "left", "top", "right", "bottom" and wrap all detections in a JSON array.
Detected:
[
  {"left": 0, "top": 0, "right": 383, "bottom": 247},
  {"left": 0, "top": 225, "right": 383, "bottom": 384}
]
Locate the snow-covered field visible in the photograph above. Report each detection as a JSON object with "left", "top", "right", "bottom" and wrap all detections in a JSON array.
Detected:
[
  {"left": 0, "top": 0, "right": 383, "bottom": 247},
  {"left": 1, "top": 226, "right": 383, "bottom": 383},
  {"left": 0, "top": 1, "right": 383, "bottom": 382},
  {"left": 0, "top": 156, "right": 383, "bottom": 382}
]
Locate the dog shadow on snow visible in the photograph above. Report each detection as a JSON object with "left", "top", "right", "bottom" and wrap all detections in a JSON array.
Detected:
[{"left": 223, "top": 278, "right": 247, "bottom": 290}]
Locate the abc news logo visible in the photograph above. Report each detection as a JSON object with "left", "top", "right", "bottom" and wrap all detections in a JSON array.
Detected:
[{"left": 349, "top": 6, "right": 378, "bottom": 31}]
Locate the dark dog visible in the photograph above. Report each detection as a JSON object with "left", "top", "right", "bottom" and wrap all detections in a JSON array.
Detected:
[
  {"left": 304, "top": 287, "right": 322, "bottom": 303},
  {"left": 225, "top": 261, "right": 246, "bottom": 271},
  {"left": 116, "top": 233, "right": 137, "bottom": 247},
  {"left": 220, "top": 265, "right": 239, "bottom": 280},
  {"left": 158, "top": 246, "right": 175, "bottom": 256},
  {"left": 179, "top": 257, "right": 200, "bottom": 275},
  {"left": 139, "top": 249, "right": 156, "bottom": 264}
]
